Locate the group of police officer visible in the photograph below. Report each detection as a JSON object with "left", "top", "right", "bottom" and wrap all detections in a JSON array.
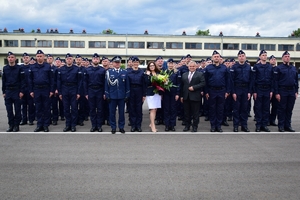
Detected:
[{"left": 2, "top": 49, "right": 298, "bottom": 133}]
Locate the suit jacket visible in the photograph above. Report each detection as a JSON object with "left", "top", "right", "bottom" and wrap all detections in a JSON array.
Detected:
[{"left": 180, "top": 71, "right": 205, "bottom": 101}]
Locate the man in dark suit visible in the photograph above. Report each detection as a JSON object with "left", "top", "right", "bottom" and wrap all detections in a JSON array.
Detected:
[{"left": 180, "top": 61, "right": 206, "bottom": 132}]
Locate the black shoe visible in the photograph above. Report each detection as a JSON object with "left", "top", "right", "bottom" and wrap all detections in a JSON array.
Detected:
[
  {"left": 183, "top": 126, "right": 190, "bottom": 132},
  {"left": 97, "top": 127, "right": 102, "bottom": 132},
  {"left": 241, "top": 126, "right": 250, "bottom": 132},
  {"left": 260, "top": 126, "right": 270, "bottom": 132},
  {"left": 165, "top": 126, "right": 169, "bottom": 131},
  {"left": 90, "top": 127, "right": 97, "bottom": 132},
  {"left": 227, "top": 116, "right": 233, "bottom": 121},
  {"left": 255, "top": 127, "right": 261, "bottom": 132},
  {"left": 13, "top": 126, "right": 19, "bottom": 132},
  {"left": 84, "top": 117, "right": 89, "bottom": 121},
  {"left": 29, "top": 121, "right": 34, "bottom": 125},
  {"left": 79, "top": 121, "right": 84, "bottom": 126},
  {"left": 111, "top": 129, "right": 116, "bottom": 134},
  {"left": 137, "top": 127, "right": 142, "bottom": 132},
  {"left": 44, "top": 126, "right": 49, "bottom": 132},
  {"left": 278, "top": 127, "right": 285, "bottom": 132},
  {"left": 192, "top": 127, "right": 197, "bottom": 132},
  {"left": 216, "top": 128, "right": 223, "bottom": 132},
  {"left": 52, "top": 121, "right": 57, "bottom": 125},
  {"left": 119, "top": 129, "right": 125, "bottom": 134},
  {"left": 20, "top": 121, "right": 27, "bottom": 125},
  {"left": 210, "top": 128, "right": 216, "bottom": 132},
  {"left": 222, "top": 121, "right": 229, "bottom": 126},
  {"left": 284, "top": 127, "right": 295, "bottom": 132},
  {"left": 233, "top": 127, "right": 238, "bottom": 132},
  {"left": 270, "top": 121, "right": 277, "bottom": 126},
  {"left": 6, "top": 126, "right": 13, "bottom": 132},
  {"left": 205, "top": 116, "right": 209, "bottom": 121},
  {"left": 170, "top": 126, "right": 175, "bottom": 131},
  {"left": 71, "top": 127, "right": 76, "bottom": 132},
  {"left": 34, "top": 126, "right": 43, "bottom": 132},
  {"left": 131, "top": 127, "right": 136, "bottom": 132},
  {"left": 61, "top": 117, "right": 65, "bottom": 121},
  {"left": 63, "top": 126, "right": 71, "bottom": 132}
]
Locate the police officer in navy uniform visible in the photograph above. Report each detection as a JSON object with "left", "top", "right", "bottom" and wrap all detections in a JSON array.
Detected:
[
  {"left": 127, "top": 56, "right": 146, "bottom": 132},
  {"left": 28, "top": 50, "right": 54, "bottom": 132},
  {"left": 54, "top": 57, "right": 65, "bottom": 121},
  {"left": 84, "top": 53, "right": 106, "bottom": 132},
  {"left": 20, "top": 52, "right": 35, "bottom": 126},
  {"left": 163, "top": 58, "right": 180, "bottom": 131},
  {"left": 252, "top": 50, "right": 274, "bottom": 132},
  {"left": 204, "top": 50, "right": 231, "bottom": 132},
  {"left": 105, "top": 56, "right": 130, "bottom": 134},
  {"left": 230, "top": 50, "right": 252, "bottom": 132},
  {"left": 57, "top": 53, "right": 82, "bottom": 132},
  {"left": 269, "top": 55, "right": 278, "bottom": 126},
  {"left": 274, "top": 51, "right": 298, "bottom": 132},
  {"left": 2, "top": 52, "right": 25, "bottom": 132},
  {"left": 101, "top": 56, "right": 110, "bottom": 126}
]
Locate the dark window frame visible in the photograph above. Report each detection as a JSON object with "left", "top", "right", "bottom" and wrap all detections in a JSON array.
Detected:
[
  {"left": 166, "top": 42, "right": 183, "bottom": 49},
  {"left": 4, "top": 40, "right": 19, "bottom": 47},
  {"left": 147, "top": 42, "right": 164, "bottom": 49},
  {"left": 37, "top": 40, "right": 52, "bottom": 47},
  {"left": 241, "top": 43, "right": 258, "bottom": 50},
  {"left": 70, "top": 41, "right": 85, "bottom": 48},
  {"left": 204, "top": 43, "right": 221, "bottom": 50},
  {"left": 54, "top": 40, "right": 68, "bottom": 48},
  {"left": 128, "top": 42, "right": 145, "bottom": 49},
  {"left": 185, "top": 42, "right": 202, "bottom": 49},
  {"left": 89, "top": 41, "right": 106, "bottom": 48},
  {"left": 108, "top": 41, "right": 126, "bottom": 48}
]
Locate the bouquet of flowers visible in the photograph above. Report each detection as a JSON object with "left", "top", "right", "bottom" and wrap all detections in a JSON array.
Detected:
[{"left": 151, "top": 70, "right": 176, "bottom": 93}]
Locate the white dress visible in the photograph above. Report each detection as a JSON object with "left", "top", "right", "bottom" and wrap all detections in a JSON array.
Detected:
[{"left": 146, "top": 94, "right": 161, "bottom": 109}]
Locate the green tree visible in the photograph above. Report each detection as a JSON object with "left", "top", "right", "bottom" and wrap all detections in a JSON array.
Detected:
[
  {"left": 195, "top": 29, "right": 210, "bottom": 36},
  {"left": 31, "top": 29, "right": 35, "bottom": 33},
  {"left": 289, "top": 28, "right": 300, "bottom": 37},
  {"left": 102, "top": 29, "right": 116, "bottom": 34}
]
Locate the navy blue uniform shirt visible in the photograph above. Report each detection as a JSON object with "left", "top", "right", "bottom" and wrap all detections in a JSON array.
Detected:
[
  {"left": 2, "top": 64, "right": 25, "bottom": 94},
  {"left": 28, "top": 62, "right": 54, "bottom": 93}
]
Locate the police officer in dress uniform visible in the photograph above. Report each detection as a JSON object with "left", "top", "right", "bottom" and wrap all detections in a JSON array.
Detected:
[
  {"left": 204, "top": 50, "right": 231, "bottom": 132},
  {"left": 252, "top": 50, "right": 274, "bottom": 132},
  {"left": 84, "top": 53, "right": 106, "bottom": 132},
  {"left": 127, "top": 56, "right": 146, "bottom": 132},
  {"left": 28, "top": 50, "right": 54, "bottom": 132},
  {"left": 55, "top": 57, "right": 65, "bottom": 121},
  {"left": 20, "top": 52, "right": 35, "bottom": 125},
  {"left": 2, "top": 52, "right": 25, "bottom": 132},
  {"left": 269, "top": 55, "right": 278, "bottom": 126},
  {"left": 105, "top": 56, "right": 130, "bottom": 134},
  {"left": 47, "top": 54, "right": 59, "bottom": 126},
  {"left": 163, "top": 58, "right": 180, "bottom": 131},
  {"left": 230, "top": 50, "right": 252, "bottom": 132},
  {"left": 57, "top": 53, "right": 82, "bottom": 132},
  {"left": 274, "top": 51, "right": 298, "bottom": 132}
]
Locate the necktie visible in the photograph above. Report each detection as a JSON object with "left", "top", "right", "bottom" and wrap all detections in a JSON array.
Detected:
[
  {"left": 116, "top": 69, "right": 119, "bottom": 73},
  {"left": 188, "top": 72, "right": 193, "bottom": 83}
]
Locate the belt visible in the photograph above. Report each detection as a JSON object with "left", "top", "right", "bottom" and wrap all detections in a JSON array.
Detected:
[
  {"left": 89, "top": 85, "right": 102, "bottom": 89},
  {"left": 210, "top": 87, "right": 225, "bottom": 90},
  {"left": 279, "top": 86, "right": 294, "bottom": 90},
  {"left": 64, "top": 82, "right": 76, "bottom": 86},
  {"left": 131, "top": 84, "right": 142, "bottom": 88},
  {"left": 6, "top": 86, "right": 18, "bottom": 90},
  {"left": 34, "top": 84, "right": 49, "bottom": 89},
  {"left": 257, "top": 85, "right": 270, "bottom": 89},
  {"left": 235, "top": 83, "right": 248, "bottom": 88}
]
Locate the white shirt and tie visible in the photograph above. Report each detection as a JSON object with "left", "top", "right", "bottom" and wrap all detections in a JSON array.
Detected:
[{"left": 188, "top": 71, "right": 194, "bottom": 83}]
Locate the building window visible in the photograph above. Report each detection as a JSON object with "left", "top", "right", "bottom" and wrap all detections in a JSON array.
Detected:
[
  {"left": 54, "top": 40, "right": 68, "bottom": 48},
  {"left": 204, "top": 43, "right": 220, "bottom": 50},
  {"left": 89, "top": 41, "right": 106, "bottom": 48},
  {"left": 223, "top": 43, "right": 239, "bottom": 50},
  {"left": 21, "top": 40, "right": 35, "bottom": 47},
  {"left": 296, "top": 44, "right": 300, "bottom": 51},
  {"left": 70, "top": 41, "right": 85, "bottom": 48},
  {"left": 147, "top": 42, "right": 164, "bottom": 49},
  {"left": 4, "top": 40, "right": 18, "bottom": 47},
  {"left": 241, "top": 44, "right": 257, "bottom": 50},
  {"left": 185, "top": 43, "right": 202, "bottom": 49},
  {"left": 108, "top": 41, "right": 125, "bottom": 48},
  {"left": 0, "top": 40, "right": 2, "bottom": 47},
  {"left": 128, "top": 42, "right": 145, "bottom": 49},
  {"left": 166, "top": 42, "right": 183, "bottom": 49},
  {"left": 278, "top": 44, "right": 294, "bottom": 51},
  {"left": 37, "top": 40, "right": 52, "bottom": 47},
  {"left": 260, "top": 44, "right": 276, "bottom": 51}
]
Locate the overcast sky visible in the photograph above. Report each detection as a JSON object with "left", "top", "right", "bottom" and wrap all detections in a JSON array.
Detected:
[{"left": 1, "top": 0, "right": 299, "bottom": 37}]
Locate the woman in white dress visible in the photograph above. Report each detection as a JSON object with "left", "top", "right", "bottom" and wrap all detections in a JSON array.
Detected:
[{"left": 145, "top": 61, "right": 161, "bottom": 132}]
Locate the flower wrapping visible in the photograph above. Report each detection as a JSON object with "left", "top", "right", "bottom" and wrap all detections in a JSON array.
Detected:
[{"left": 150, "top": 70, "right": 176, "bottom": 93}]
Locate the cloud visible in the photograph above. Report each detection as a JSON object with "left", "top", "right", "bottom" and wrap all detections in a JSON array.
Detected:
[{"left": 1, "top": 0, "right": 300, "bottom": 36}]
